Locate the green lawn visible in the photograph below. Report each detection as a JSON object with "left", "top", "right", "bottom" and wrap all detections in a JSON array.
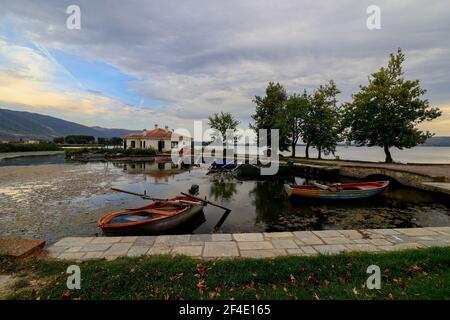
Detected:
[{"left": 1, "top": 247, "right": 449, "bottom": 300}]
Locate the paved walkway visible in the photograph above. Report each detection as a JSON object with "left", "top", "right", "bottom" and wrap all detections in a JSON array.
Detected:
[
  {"left": 292, "top": 158, "right": 450, "bottom": 180},
  {"left": 47, "top": 227, "right": 450, "bottom": 261}
]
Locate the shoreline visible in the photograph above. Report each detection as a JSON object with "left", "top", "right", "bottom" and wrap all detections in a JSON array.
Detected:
[{"left": 0, "top": 150, "right": 65, "bottom": 161}]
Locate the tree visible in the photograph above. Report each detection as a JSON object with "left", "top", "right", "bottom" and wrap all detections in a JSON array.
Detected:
[
  {"left": 208, "top": 112, "right": 240, "bottom": 143},
  {"left": 64, "top": 135, "right": 96, "bottom": 144},
  {"left": 208, "top": 112, "right": 240, "bottom": 162},
  {"left": 110, "top": 137, "right": 123, "bottom": 147},
  {"left": 250, "top": 82, "right": 290, "bottom": 154},
  {"left": 97, "top": 137, "right": 110, "bottom": 147},
  {"left": 308, "top": 81, "right": 342, "bottom": 159},
  {"left": 53, "top": 137, "right": 64, "bottom": 144},
  {"left": 342, "top": 49, "right": 441, "bottom": 163},
  {"left": 285, "top": 91, "right": 310, "bottom": 157}
]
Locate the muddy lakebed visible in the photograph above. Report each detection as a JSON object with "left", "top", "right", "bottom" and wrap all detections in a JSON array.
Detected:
[{"left": 0, "top": 156, "right": 449, "bottom": 243}]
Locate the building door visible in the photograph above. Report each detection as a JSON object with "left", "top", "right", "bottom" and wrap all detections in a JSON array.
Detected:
[{"left": 158, "top": 140, "right": 164, "bottom": 152}]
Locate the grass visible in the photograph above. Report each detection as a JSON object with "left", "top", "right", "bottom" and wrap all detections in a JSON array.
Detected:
[
  {"left": 0, "top": 142, "right": 61, "bottom": 153},
  {"left": 1, "top": 247, "right": 449, "bottom": 300}
]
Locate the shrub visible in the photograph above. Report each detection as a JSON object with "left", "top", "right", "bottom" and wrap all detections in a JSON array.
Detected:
[{"left": 0, "top": 142, "right": 61, "bottom": 153}]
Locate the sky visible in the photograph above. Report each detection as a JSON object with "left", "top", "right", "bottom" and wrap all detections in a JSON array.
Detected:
[{"left": 0, "top": 0, "right": 449, "bottom": 135}]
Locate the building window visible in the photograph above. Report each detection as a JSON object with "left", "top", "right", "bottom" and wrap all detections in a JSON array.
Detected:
[
  {"left": 143, "top": 141, "right": 146, "bottom": 148},
  {"left": 171, "top": 141, "right": 178, "bottom": 148},
  {"left": 131, "top": 141, "right": 135, "bottom": 148}
]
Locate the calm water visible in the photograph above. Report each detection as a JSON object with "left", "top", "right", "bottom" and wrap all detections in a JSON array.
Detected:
[
  {"left": 290, "top": 146, "right": 450, "bottom": 163},
  {"left": 90, "top": 160, "right": 449, "bottom": 235}
]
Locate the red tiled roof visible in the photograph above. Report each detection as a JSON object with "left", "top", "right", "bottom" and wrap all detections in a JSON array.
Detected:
[{"left": 124, "top": 128, "right": 188, "bottom": 140}]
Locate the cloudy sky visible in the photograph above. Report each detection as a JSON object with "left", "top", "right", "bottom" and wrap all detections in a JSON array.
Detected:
[{"left": 0, "top": 0, "right": 449, "bottom": 134}]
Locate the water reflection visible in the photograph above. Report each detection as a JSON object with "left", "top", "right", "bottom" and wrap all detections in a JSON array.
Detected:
[
  {"left": 112, "top": 160, "right": 194, "bottom": 183},
  {"left": 209, "top": 176, "right": 239, "bottom": 201}
]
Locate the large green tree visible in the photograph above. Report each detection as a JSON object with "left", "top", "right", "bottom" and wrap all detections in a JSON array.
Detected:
[
  {"left": 208, "top": 112, "right": 240, "bottom": 162},
  {"left": 342, "top": 49, "right": 441, "bottom": 163},
  {"left": 285, "top": 90, "right": 310, "bottom": 157},
  {"left": 251, "top": 82, "right": 291, "bottom": 154},
  {"left": 309, "top": 80, "right": 342, "bottom": 159},
  {"left": 208, "top": 111, "right": 240, "bottom": 143}
]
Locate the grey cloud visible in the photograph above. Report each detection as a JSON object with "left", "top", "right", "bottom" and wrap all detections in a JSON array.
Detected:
[{"left": 1, "top": 0, "right": 449, "bottom": 129}]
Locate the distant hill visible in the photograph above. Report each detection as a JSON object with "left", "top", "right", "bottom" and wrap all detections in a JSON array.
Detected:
[
  {"left": 421, "top": 136, "right": 450, "bottom": 146},
  {"left": 0, "top": 108, "right": 140, "bottom": 141}
]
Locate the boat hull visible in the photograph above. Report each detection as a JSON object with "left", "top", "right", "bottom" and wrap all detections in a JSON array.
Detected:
[
  {"left": 98, "top": 196, "right": 205, "bottom": 236},
  {"left": 100, "top": 205, "right": 204, "bottom": 235},
  {"left": 284, "top": 181, "right": 389, "bottom": 200}
]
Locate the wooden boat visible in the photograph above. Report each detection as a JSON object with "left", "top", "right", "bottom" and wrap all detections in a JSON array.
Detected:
[
  {"left": 98, "top": 196, "right": 205, "bottom": 235},
  {"left": 284, "top": 181, "right": 389, "bottom": 200}
]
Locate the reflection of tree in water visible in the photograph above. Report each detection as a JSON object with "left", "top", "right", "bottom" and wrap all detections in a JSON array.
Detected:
[
  {"left": 209, "top": 176, "right": 238, "bottom": 201},
  {"left": 250, "top": 180, "right": 323, "bottom": 231},
  {"left": 250, "top": 180, "right": 290, "bottom": 224}
]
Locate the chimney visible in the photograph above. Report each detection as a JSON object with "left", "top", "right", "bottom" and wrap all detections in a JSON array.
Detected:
[
  {"left": 154, "top": 124, "right": 158, "bottom": 129},
  {"left": 165, "top": 125, "right": 169, "bottom": 130}
]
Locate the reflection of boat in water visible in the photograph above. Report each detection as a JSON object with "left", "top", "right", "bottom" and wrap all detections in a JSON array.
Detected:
[
  {"left": 98, "top": 196, "right": 205, "bottom": 235},
  {"left": 284, "top": 181, "right": 389, "bottom": 200}
]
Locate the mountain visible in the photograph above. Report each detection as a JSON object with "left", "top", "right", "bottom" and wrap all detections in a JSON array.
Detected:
[
  {"left": 0, "top": 108, "right": 140, "bottom": 141},
  {"left": 421, "top": 136, "right": 450, "bottom": 146}
]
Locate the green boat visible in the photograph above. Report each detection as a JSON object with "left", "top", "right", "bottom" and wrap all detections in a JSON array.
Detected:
[{"left": 235, "top": 161, "right": 294, "bottom": 178}]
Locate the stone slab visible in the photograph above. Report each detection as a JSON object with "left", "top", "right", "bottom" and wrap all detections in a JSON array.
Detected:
[
  {"left": 0, "top": 239, "right": 46, "bottom": 258},
  {"left": 233, "top": 233, "right": 264, "bottom": 242},
  {"left": 172, "top": 246, "right": 203, "bottom": 257},
  {"left": 203, "top": 241, "right": 239, "bottom": 257},
  {"left": 237, "top": 241, "right": 274, "bottom": 250}
]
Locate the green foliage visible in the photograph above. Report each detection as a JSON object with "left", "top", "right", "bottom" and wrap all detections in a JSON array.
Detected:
[
  {"left": 285, "top": 91, "right": 310, "bottom": 157},
  {"left": 251, "top": 82, "right": 290, "bottom": 152},
  {"left": 2, "top": 247, "right": 450, "bottom": 300},
  {"left": 308, "top": 81, "right": 342, "bottom": 158},
  {"left": 64, "top": 147, "right": 156, "bottom": 157},
  {"left": 207, "top": 112, "right": 240, "bottom": 143},
  {"left": 342, "top": 49, "right": 441, "bottom": 162},
  {"left": 64, "top": 135, "right": 96, "bottom": 144},
  {"left": 52, "top": 137, "right": 64, "bottom": 144},
  {"left": 0, "top": 142, "right": 61, "bottom": 153},
  {"left": 123, "top": 147, "right": 156, "bottom": 156}
]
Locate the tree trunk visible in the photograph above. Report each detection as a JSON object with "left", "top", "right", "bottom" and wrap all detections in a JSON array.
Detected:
[
  {"left": 305, "top": 141, "right": 310, "bottom": 159},
  {"left": 384, "top": 145, "right": 393, "bottom": 163},
  {"left": 318, "top": 147, "right": 322, "bottom": 159},
  {"left": 291, "top": 140, "right": 296, "bottom": 158}
]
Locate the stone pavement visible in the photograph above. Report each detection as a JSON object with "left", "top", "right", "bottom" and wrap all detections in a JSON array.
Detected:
[{"left": 46, "top": 227, "right": 450, "bottom": 261}]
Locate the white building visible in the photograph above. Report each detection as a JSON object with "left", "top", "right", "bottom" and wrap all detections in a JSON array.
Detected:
[{"left": 123, "top": 125, "right": 190, "bottom": 152}]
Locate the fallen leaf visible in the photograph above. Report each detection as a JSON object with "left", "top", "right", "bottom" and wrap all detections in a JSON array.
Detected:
[
  {"left": 290, "top": 274, "right": 296, "bottom": 284},
  {"left": 197, "top": 280, "right": 206, "bottom": 290}
]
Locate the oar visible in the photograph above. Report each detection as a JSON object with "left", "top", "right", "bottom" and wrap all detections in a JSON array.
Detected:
[
  {"left": 111, "top": 187, "right": 169, "bottom": 201},
  {"left": 180, "top": 192, "right": 231, "bottom": 211},
  {"left": 312, "top": 182, "right": 333, "bottom": 191},
  {"left": 111, "top": 188, "right": 198, "bottom": 206}
]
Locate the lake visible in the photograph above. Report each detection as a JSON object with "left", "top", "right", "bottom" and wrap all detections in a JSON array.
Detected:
[
  {"left": 290, "top": 146, "right": 450, "bottom": 163},
  {"left": 68, "top": 161, "right": 449, "bottom": 237}
]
